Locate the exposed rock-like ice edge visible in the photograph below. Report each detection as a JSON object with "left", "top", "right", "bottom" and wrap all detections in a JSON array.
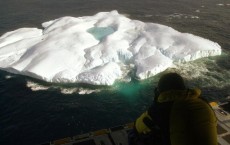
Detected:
[{"left": 0, "top": 10, "right": 221, "bottom": 85}]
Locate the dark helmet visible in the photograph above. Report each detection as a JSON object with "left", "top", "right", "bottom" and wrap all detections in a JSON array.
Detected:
[{"left": 157, "top": 73, "right": 186, "bottom": 93}]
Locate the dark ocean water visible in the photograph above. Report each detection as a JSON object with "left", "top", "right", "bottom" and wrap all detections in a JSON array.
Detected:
[{"left": 0, "top": 0, "right": 230, "bottom": 145}]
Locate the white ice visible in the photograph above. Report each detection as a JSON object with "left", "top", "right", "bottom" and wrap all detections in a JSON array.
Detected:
[{"left": 0, "top": 11, "right": 221, "bottom": 85}]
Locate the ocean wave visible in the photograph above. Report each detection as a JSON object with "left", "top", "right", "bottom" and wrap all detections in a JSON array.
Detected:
[
  {"left": 167, "top": 57, "right": 230, "bottom": 89},
  {"left": 60, "top": 87, "right": 100, "bottom": 95},
  {"left": 167, "top": 13, "right": 199, "bottom": 19},
  {"left": 26, "top": 80, "right": 101, "bottom": 94}
]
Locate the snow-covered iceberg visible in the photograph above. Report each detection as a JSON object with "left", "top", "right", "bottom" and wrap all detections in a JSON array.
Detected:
[{"left": 0, "top": 11, "right": 221, "bottom": 85}]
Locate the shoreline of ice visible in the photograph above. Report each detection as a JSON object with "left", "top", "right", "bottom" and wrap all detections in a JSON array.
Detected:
[{"left": 0, "top": 10, "right": 221, "bottom": 85}]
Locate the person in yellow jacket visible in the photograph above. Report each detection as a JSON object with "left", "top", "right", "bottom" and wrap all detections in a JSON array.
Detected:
[{"left": 131, "top": 72, "right": 217, "bottom": 145}]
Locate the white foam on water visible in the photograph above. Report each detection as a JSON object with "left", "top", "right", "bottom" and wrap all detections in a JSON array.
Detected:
[
  {"left": 26, "top": 81, "right": 100, "bottom": 94},
  {"left": 167, "top": 58, "right": 230, "bottom": 88},
  {"left": 60, "top": 87, "right": 100, "bottom": 95},
  {"left": 5, "top": 75, "right": 14, "bottom": 79},
  {"left": 60, "top": 88, "right": 79, "bottom": 94},
  {"left": 26, "top": 81, "right": 49, "bottom": 91},
  {"left": 167, "top": 13, "right": 199, "bottom": 19},
  {"left": 216, "top": 4, "right": 224, "bottom": 6},
  {"left": 78, "top": 88, "right": 100, "bottom": 95}
]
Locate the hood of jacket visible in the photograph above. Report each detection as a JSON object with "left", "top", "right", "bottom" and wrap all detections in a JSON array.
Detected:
[{"left": 158, "top": 88, "right": 201, "bottom": 103}]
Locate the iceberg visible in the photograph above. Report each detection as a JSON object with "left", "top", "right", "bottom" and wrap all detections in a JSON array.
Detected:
[{"left": 0, "top": 10, "right": 221, "bottom": 85}]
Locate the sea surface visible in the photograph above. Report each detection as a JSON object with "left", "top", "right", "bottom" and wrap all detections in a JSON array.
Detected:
[{"left": 0, "top": 0, "right": 230, "bottom": 145}]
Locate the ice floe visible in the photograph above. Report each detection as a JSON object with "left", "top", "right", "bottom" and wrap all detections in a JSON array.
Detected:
[{"left": 0, "top": 11, "right": 221, "bottom": 85}]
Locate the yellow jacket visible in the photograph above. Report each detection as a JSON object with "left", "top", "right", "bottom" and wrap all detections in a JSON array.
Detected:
[{"left": 135, "top": 88, "right": 217, "bottom": 145}]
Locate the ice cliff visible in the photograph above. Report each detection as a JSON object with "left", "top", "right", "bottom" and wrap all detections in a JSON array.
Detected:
[{"left": 0, "top": 11, "right": 221, "bottom": 85}]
